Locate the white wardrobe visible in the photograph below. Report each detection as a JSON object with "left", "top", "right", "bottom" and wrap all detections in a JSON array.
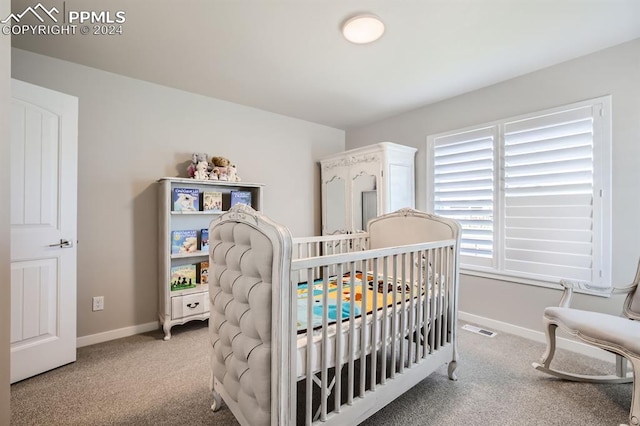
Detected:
[{"left": 319, "top": 142, "right": 417, "bottom": 234}]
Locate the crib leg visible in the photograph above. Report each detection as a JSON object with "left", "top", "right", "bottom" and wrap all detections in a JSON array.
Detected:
[
  {"left": 448, "top": 337, "right": 459, "bottom": 381},
  {"left": 211, "top": 390, "right": 222, "bottom": 412},
  {"left": 447, "top": 360, "right": 458, "bottom": 381}
]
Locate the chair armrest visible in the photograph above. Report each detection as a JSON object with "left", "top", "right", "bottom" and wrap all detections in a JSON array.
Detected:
[
  {"left": 558, "top": 279, "right": 577, "bottom": 307},
  {"left": 611, "top": 284, "right": 637, "bottom": 295},
  {"left": 558, "top": 279, "right": 636, "bottom": 307}
]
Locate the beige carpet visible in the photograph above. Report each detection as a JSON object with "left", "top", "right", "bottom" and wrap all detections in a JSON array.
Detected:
[{"left": 11, "top": 320, "right": 632, "bottom": 425}]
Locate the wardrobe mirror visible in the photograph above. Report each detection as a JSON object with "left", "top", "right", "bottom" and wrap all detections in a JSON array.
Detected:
[
  {"left": 352, "top": 172, "right": 376, "bottom": 231},
  {"left": 361, "top": 190, "right": 377, "bottom": 231}
]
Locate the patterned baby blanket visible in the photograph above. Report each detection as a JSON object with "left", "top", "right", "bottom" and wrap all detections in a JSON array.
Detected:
[{"left": 296, "top": 272, "right": 420, "bottom": 332}]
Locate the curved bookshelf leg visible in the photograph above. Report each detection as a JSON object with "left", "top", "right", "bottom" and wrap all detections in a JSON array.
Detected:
[
  {"left": 163, "top": 323, "right": 172, "bottom": 341},
  {"left": 211, "top": 390, "right": 222, "bottom": 412}
]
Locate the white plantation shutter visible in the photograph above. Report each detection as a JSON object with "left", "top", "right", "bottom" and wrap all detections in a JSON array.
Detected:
[
  {"left": 432, "top": 127, "right": 495, "bottom": 268},
  {"left": 427, "top": 97, "right": 611, "bottom": 288},
  {"left": 503, "top": 106, "right": 599, "bottom": 283}
]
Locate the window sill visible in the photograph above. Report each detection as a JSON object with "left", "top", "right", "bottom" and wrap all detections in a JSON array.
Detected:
[{"left": 459, "top": 268, "right": 612, "bottom": 298}]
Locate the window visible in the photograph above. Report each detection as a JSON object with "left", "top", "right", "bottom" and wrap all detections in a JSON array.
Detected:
[{"left": 427, "top": 97, "right": 611, "bottom": 289}]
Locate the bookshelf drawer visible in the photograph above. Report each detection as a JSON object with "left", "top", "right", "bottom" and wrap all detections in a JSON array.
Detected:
[{"left": 171, "top": 292, "right": 209, "bottom": 320}]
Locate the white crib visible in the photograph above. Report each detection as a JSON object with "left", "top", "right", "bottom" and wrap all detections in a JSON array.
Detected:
[{"left": 208, "top": 206, "right": 461, "bottom": 425}]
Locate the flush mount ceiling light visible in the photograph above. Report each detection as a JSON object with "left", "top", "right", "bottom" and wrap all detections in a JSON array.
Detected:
[{"left": 342, "top": 14, "right": 385, "bottom": 44}]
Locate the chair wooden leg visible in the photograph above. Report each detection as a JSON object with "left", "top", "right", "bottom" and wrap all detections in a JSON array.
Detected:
[
  {"left": 628, "top": 358, "right": 640, "bottom": 426},
  {"left": 618, "top": 355, "right": 629, "bottom": 379},
  {"left": 538, "top": 319, "right": 558, "bottom": 368},
  {"left": 533, "top": 321, "right": 634, "bottom": 384},
  {"left": 211, "top": 390, "right": 222, "bottom": 412}
]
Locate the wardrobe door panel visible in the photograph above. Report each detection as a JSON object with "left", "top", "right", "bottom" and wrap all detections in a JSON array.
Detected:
[{"left": 324, "top": 176, "right": 347, "bottom": 234}]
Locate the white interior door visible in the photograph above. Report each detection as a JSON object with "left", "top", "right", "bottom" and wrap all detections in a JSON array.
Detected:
[{"left": 10, "top": 79, "right": 78, "bottom": 383}]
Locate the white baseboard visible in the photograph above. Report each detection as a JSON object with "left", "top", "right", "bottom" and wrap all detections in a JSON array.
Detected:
[
  {"left": 458, "top": 311, "right": 616, "bottom": 364},
  {"left": 76, "top": 321, "right": 160, "bottom": 348},
  {"left": 76, "top": 314, "right": 616, "bottom": 364}
]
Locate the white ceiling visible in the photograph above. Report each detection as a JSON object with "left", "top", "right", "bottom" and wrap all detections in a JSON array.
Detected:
[{"left": 10, "top": 0, "right": 640, "bottom": 130}]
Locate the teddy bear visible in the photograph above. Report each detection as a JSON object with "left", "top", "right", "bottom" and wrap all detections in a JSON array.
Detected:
[
  {"left": 187, "top": 153, "right": 209, "bottom": 178},
  {"left": 209, "top": 156, "right": 242, "bottom": 182},
  {"left": 193, "top": 161, "right": 209, "bottom": 180},
  {"left": 210, "top": 156, "right": 232, "bottom": 181},
  {"left": 210, "top": 156, "right": 231, "bottom": 168},
  {"left": 179, "top": 236, "right": 198, "bottom": 253}
]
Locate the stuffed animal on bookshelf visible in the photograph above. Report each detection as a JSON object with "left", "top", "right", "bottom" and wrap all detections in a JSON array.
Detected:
[
  {"left": 210, "top": 156, "right": 231, "bottom": 168},
  {"left": 193, "top": 161, "right": 209, "bottom": 180},
  {"left": 179, "top": 236, "right": 198, "bottom": 253},
  {"left": 210, "top": 156, "right": 231, "bottom": 181},
  {"left": 228, "top": 164, "right": 241, "bottom": 182},
  {"left": 187, "top": 152, "right": 209, "bottom": 178}
]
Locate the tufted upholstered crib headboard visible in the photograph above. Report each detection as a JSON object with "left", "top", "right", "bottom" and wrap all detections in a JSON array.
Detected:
[{"left": 208, "top": 204, "right": 294, "bottom": 426}]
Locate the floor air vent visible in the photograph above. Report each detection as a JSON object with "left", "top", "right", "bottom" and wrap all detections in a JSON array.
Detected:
[{"left": 462, "top": 324, "right": 497, "bottom": 337}]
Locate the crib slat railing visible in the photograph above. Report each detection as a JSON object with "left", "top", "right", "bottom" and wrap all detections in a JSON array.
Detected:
[
  {"left": 380, "top": 255, "right": 389, "bottom": 386},
  {"left": 415, "top": 250, "right": 424, "bottom": 362},
  {"left": 334, "top": 262, "right": 344, "bottom": 414},
  {"left": 320, "top": 266, "right": 330, "bottom": 422},
  {"left": 422, "top": 250, "right": 430, "bottom": 359},
  {"left": 292, "top": 234, "right": 370, "bottom": 257},
  {"left": 347, "top": 261, "right": 356, "bottom": 406},
  {"left": 370, "top": 256, "right": 379, "bottom": 391},
  {"left": 305, "top": 268, "right": 314, "bottom": 426},
  {"left": 444, "top": 247, "right": 452, "bottom": 345},
  {"left": 399, "top": 253, "right": 407, "bottom": 373},
  {"left": 289, "top": 239, "right": 458, "bottom": 425},
  {"left": 390, "top": 254, "right": 398, "bottom": 379},
  {"left": 437, "top": 246, "right": 445, "bottom": 349},
  {"left": 408, "top": 251, "right": 415, "bottom": 366},
  {"left": 292, "top": 233, "right": 372, "bottom": 288},
  {"left": 430, "top": 247, "right": 438, "bottom": 354},
  {"left": 359, "top": 259, "right": 367, "bottom": 398}
]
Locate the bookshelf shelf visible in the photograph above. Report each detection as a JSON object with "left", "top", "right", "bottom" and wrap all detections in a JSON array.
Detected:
[
  {"left": 170, "top": 211, "right": 223, "bottom": 216},
  {"left": 170, "top": 251, "right": 209, "bottom": 259},
  {"left": 157, "top": 177, "right": 264, "bottom": 340}
]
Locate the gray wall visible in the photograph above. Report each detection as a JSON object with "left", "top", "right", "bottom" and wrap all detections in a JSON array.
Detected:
[
  {"left": 11, "top": 48, "right": 345, "bottom": 338},
  {"left": 1, "top": 0, "right": 10, "bottom": 420},
  {"left": 346, "top": 38, "right": 640, "bottom": 331}
]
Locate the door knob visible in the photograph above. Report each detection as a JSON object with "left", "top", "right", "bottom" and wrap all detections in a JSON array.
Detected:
[{"left": 48, "top": 239, "right": 73, "bottom": 248}]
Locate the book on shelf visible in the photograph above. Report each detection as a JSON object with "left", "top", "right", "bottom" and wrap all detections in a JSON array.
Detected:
[
  {"left": 200, "top": 228, "right": 209, "bottom": 252},
  {"left": 170, "top": 264, "right": 197, "bottom": 291},
  {"left": 199, "top": 261, "right": 209, "bottom": 285},
  {"left": 202, "top": 191, "right": 223, "bottom": 212},
  {"left": 172, "top": 187, "right": 200, "bottom": 212},
  {"left": 171, "top": 229, "right": 198, "bottom": 254},
  {"left": 230, "top": 190, "right": 252, "bottom": 208}
]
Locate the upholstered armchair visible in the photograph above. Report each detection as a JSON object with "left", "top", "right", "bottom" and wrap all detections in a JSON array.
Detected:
[{"left": 532, "top": 259, "right": 640, "bottom": 426}]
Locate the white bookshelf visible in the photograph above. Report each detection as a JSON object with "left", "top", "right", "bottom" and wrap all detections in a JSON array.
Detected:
[{"left": 157, "top": 177, "right": 264, "bottom": 340}]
